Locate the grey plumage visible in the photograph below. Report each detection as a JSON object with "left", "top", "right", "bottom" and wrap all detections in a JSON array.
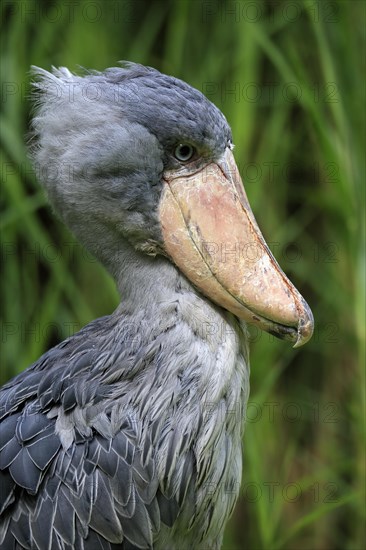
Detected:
[
  {"left": 1, "top": 268, "right": 249, "bottom": 549},
  {"left": 30, "top": 64, "right": 231, "bottom": 271},
  {"left": 1, "top": 64, "right": 249, "bottom": 549},
  {"left": 2, "top": 59, "right": 314, "bottom": 548}
]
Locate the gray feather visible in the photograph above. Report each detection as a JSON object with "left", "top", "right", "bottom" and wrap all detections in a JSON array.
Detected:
[{"left": 1, "top": 63, "right": 249, "bottom": 549}]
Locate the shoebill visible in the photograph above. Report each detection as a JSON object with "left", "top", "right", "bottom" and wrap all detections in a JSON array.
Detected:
[{"left": 0, "top": 63, "right": 313, "bottom": 549}]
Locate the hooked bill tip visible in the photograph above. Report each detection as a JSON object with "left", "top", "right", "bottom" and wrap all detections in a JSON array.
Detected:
[{"left": 293, "top": 303, "right": 314, "bottom": 348}]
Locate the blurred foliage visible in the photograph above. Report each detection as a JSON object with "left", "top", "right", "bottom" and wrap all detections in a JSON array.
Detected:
[{"left": 1, "top": 1, "right": 365, "bottom": 548}]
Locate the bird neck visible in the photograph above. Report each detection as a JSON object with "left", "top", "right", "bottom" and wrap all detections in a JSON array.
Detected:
[
  {"left": 73, "top": 222, "right": 249, "bottom": 398},
  {"left": 111, "top": 238, "right": 227, "bottom": 325},
  {"left": 107, "top": 240, "right": 250, "bottom": 400}
]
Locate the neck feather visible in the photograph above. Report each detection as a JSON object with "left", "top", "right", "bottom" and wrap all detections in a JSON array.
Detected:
[{"left": 107, "top": 240, "right": 250, "bottom": 405}]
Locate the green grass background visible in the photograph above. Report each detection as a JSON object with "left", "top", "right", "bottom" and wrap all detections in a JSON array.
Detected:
[{"left": 1, "top": 1, "right": 365, "bottom": 548}]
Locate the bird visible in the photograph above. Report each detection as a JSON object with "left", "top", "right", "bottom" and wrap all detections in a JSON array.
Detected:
[{"left": 0, "top": 63, "right": 313, "bottom": 550}]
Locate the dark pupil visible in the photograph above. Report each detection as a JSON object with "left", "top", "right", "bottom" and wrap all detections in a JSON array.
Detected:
[{"left": 179, "top": 145, "right": 191, "bottom": 158}]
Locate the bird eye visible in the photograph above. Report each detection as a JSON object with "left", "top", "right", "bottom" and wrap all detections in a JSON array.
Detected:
[{"left": 174, "top": 143, "right": 195, "bottom": 162}]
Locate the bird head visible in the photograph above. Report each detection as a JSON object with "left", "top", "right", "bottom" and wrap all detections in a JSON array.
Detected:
[{"left": 31, "top": 63, "right": 313, "bottom": 347}]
